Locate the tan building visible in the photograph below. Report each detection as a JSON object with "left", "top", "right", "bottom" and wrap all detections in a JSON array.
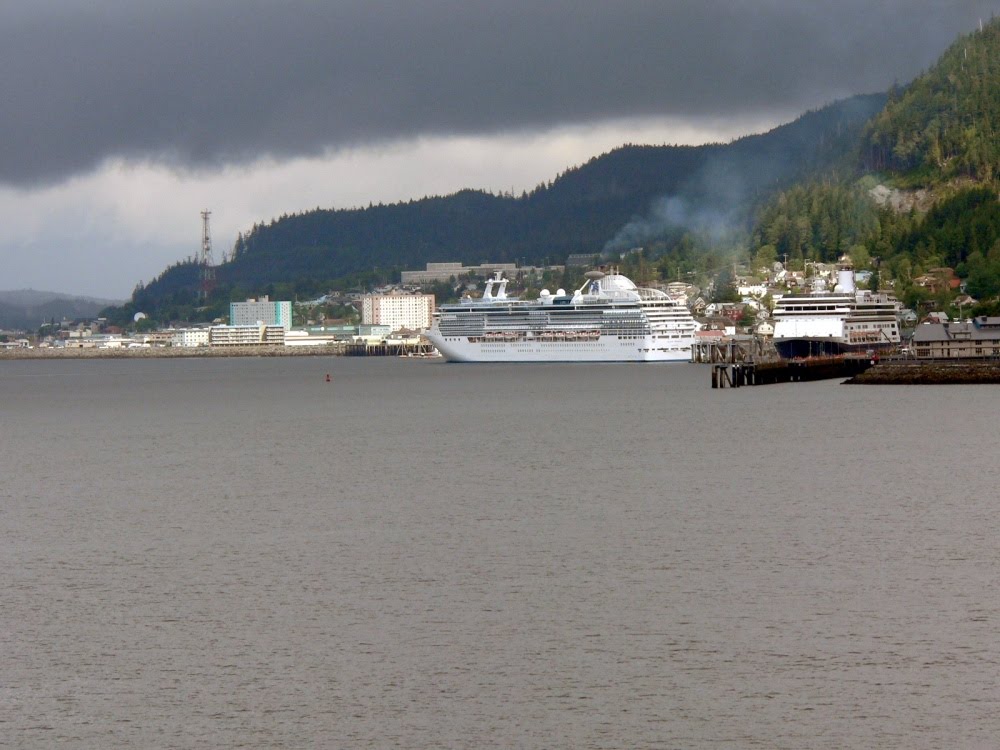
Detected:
[
  {"left": 911, "top": 317, "right": 1000, "bottom": 359},
  {"left": 400, "top": 262, "right": 519, "bottom": 284},
  {"left": 361, "top": 293, "right": 435, "bottom": 331}
]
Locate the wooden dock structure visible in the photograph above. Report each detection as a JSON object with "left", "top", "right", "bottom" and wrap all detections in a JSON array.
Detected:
[
  {"left": 711, "top": 355, "right": 876, "bottom": 388},
  {"left": 341, "top": 340, "right": 438, "bottom": 357},
  {"left": 691, "top": 336, "right": 779, "bottom": 365}
]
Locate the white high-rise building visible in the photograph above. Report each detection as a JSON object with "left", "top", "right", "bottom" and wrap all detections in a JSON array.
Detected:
[
  {"left": 172, "top": 328, "right": 210, "bottom": 347},
  {"left": 230, "top": 296, "right": 292, "bottom": 330},
  {"left": 361, "top": 293, "right": 435, "bottom": 331}
]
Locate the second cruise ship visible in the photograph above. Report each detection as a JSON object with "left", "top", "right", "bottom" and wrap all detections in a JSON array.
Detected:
[{"left": 772, "top": 259, "right": 903, "bottom": 358}]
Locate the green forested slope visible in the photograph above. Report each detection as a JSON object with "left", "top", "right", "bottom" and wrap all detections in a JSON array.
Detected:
[
  {"left": 746, "top": 18, "right": 1000, "bottom": 311},
  {"left": 864, "top": 18, "right": 1000, "bottom": 183},
  {"left": 750, "top": 182, "right": 883, "bottom": 267}
]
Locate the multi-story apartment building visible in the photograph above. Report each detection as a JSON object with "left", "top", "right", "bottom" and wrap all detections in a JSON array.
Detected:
[
  {"left": 230, "top": 297, "right": 292, "bottom": 330},
  {"left": 209, "top": 324, "right": 286, "bottom": 347},
  {"left": 171, "top": 329, "right": 210, "bottom": 347},
  {"left": 361, "top": 293, "right": 435, "bottom": 331}
]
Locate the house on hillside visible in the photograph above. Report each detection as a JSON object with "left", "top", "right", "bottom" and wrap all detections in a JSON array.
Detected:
[
  {"left": 755, "top": 321, "right": 774, "bottom": 337},
  {"left": 913, "top": 267, "right": 960, "bottom": 294},
  {"left": 953, "top": 293, "right": 978, "bottom": 311}
]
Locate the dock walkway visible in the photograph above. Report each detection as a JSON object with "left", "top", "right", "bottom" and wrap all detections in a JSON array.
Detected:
[{"left": 711, "top": 355, "right": 876, "bottom": 388}]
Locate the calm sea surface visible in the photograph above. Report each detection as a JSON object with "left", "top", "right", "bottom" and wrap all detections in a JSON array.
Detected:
[{"left": 2, "top": 356, "right": 999, "bottom": 749}]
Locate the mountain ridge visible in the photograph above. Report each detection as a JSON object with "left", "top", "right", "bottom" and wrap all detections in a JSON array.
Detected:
[
  {"left": 0, "top": 290, "right": 123, "bottom": 331},
  {"left": 126, "top": 92, "right": 884, "bottom": 319},
  {"left": 103, "top": 17, "right": 1000, "bottom": 325},
  {"left": 0, "top": 289, "right": 122, "bottom": 306}
]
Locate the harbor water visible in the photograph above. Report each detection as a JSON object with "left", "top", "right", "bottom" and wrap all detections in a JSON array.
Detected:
[{"left": 2, "top": 357, "right": 999, "bottom": 748}]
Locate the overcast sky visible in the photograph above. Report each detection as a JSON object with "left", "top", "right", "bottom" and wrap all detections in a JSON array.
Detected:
[{"left": 1, "top": 0, "right": 997, "bottom": 299}]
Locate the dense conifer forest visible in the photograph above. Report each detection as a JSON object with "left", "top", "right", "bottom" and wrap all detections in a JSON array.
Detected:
[{"left": 863, "top": 20, "right": 1000, "bottom": 183}]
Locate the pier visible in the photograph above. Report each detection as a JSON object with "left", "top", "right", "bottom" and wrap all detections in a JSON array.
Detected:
[
  {"left": 341, "top": 340, "right": 437, "bottom": 357},
  {"left": 711, "top": 355, "right": 876, "bottom": 388},
  {"left": 691, "top": 336, "right": 779, "bottom": 364}
]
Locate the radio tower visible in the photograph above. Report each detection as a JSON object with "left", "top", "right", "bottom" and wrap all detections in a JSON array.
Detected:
[{"left": 199, "top": 210, "right": 215, "bottom": 303}]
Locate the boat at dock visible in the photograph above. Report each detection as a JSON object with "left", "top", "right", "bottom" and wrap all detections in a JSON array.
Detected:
[
  {"left": 423, "top": 269, "right": 700, "bottom": 362},
  {"left": 771, "top": 259, "right": 902, "bottom": 359}
]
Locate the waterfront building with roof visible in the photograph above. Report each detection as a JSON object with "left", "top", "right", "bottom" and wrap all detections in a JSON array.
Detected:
[{"left": 911, "top": 316, "right": 1000, "bottom": 359}]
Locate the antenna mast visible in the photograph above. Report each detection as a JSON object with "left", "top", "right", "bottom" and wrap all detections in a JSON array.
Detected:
[{"left": 200, "top": 210, "right": 215, "bottom": 303}]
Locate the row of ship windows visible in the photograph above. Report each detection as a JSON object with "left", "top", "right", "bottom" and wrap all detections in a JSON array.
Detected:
[
  {"left": 475, "top": 343, "right": 688, "bottom": 349},
  {"left": 442, "top": 334, "right": 693, "bottom": 341},
  {"left": 466, "top": 341, "right": 690, "bottom": 348}
]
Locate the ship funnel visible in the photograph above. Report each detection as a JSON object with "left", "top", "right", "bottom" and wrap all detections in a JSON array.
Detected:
[{"left": 834, "top": 258, "right": 856, "bottom": 294}]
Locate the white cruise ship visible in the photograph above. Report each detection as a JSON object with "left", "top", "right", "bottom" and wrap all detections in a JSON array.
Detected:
[
  {"left": 772, "top": 260, "right": 902, "bottom": 359},
  {"left": 424, "top": 269, "right": 700, "bottom": 362}
]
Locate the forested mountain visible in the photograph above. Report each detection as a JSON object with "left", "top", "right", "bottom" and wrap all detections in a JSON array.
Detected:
[
  {"left": 746, "top": 17, "right": 1000, "bottom": 312},
  {"left": 123, "top": 93, "right": 884, "bottom": 321},
  {"left": 0, "top": 290, "right": 121, "bottom": 331},
  {"left": 112, "top": 17, "right": 1000, "bottom": 326},
  {"left": 224, "top": 91, "right": 883, "bottom": 281},
  {"left": 863, "top": 19, "right": 1000, "bottom": 184}
]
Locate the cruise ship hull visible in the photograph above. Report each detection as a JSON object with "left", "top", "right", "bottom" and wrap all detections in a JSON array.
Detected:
[
  {"left": 424, "top": 331, "right": 691, "bottom": 362},
  {"left": 773, "top": 337, "right": 895, "bottom": 360}
]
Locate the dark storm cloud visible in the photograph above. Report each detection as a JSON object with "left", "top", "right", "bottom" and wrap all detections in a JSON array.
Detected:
[{"left": 1, "top": 0, "right": 997, "bottom": 185}]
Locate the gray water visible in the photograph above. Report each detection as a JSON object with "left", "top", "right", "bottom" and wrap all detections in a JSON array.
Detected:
[{"left": 2, "top": 356, "right": 999, "bottom": 749}]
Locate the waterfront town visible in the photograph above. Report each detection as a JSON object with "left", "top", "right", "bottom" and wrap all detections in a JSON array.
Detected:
[{"left": 2, "top": 257, "right": 999, "bottom": 363}]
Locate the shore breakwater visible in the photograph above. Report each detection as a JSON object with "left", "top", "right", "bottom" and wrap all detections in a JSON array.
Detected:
[{"left": 845, "top": 360, "right": 1000, "bottom": 384}]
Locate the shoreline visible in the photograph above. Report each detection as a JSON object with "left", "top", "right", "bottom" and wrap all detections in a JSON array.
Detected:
[{"left": 0, "top": 346, "right": 343, "bottom": 360}]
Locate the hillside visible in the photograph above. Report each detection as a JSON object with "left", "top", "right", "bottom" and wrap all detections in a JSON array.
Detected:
[
  {"left": 0, "top": 290, "right": 122, "bottom": 331},
  {"left": 131, "top": 93, "right": 884, "bottom": 314},
  {"left": 863, "top": 18, "right": 1000, "bottom": 184},
  {"left": 748, "top": 18, "right": 1000, "bottom": 312},
  {"left": 110, "top": 20, "right": 1000, "bottom": 326}
]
